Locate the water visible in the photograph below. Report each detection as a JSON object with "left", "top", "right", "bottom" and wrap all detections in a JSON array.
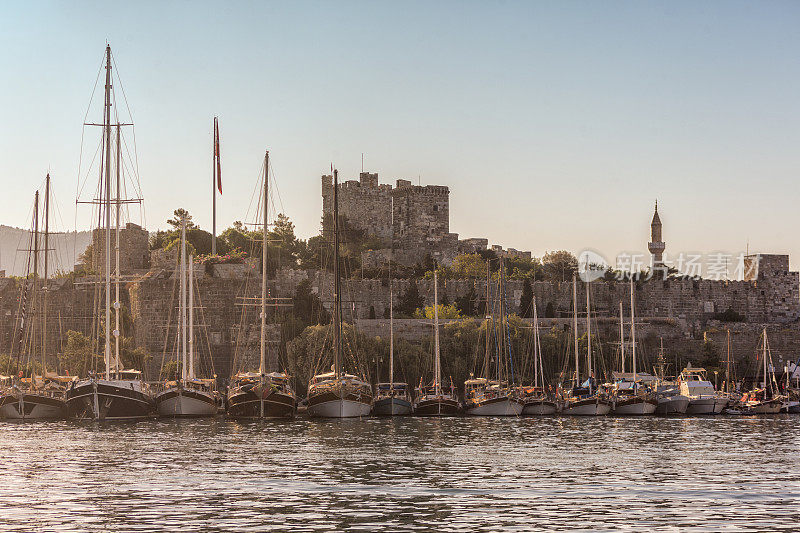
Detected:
[{"left": 1, "top": 416, "right": 798, "bottom": 532}]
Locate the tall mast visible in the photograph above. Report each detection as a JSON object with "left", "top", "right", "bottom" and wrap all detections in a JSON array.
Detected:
[
  {"left": 114, "top": 123, "right": 121, "bottom": 377},
  {"left": 103, "top": 44, "right": 112, "bottom": 381},
  {"left": 180, "top": 216, "right": 187, "bottom": 381},
  {"left": 260, "top": 151, "right": 269, "bottom": 375},
  {"left": 585, "top": 282, "right": 592, "bottom": 382},
  {"left": 630, "top": 277, "right": 637, "bottom": 383},
  {"left": 619, "top": 301, "right": 625, "bottom": 374},
  {"left": 434, "top": 269, "right": 441, "bottom": 394},
  {"left": 42, "top": 174, "right": 50, "bottom": 370},
  {"left": 762, "top": 327, "right": 767, "bottom": 390},
  {"left": 725, "top": 329, "right": 731, "bottom": 392},
  {"left": 32, "top": 191, "right": 40, "bottom": 365},
  {"left": 332, "top": 168, "right": 342, "bottom": 378},
  {"left": 532, "top": 295, "right": 539, "bottom": 388},
  {"left": 389, "top": 277, "right": 394, "bottom": 387},
  {"left": 572, "top": 273, "right": 579, "bottom": 386},
  {"left": 484, "top": 261, "right": 490, "bottom": 378},
  {"left": 188, "top": 253, "right": 195, "bottom": 380}
]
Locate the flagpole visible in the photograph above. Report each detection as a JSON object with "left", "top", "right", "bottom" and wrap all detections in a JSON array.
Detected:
[{"left": 211, "top": 116, "right": 217, "bottom": 255}]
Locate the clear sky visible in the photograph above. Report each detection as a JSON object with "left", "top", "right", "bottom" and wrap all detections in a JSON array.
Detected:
[{"left": 1, "top": 1, "right": 799, "bottom": 271}]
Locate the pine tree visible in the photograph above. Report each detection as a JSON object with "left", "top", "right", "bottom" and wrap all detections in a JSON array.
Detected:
[{"left": 519, "top": 278, "right": 533, "bottom": 318}]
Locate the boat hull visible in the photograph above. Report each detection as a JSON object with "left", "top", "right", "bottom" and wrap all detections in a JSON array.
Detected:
[
  {"left": 227, "top": 388, "right": 296, "bottom": 419},
  {"left": 465, "top": 396, "right": 522, "bottom": 416},
  {"left": 306, "top": 397, "right": 372, "bottom": 418},
  {"left": 66, "top": 380, "right": 154, "bottom": 421},
  {"left": 742, "top": 399, "right": 783, "bottom": 414},
  {"left": 686, "top": 397, "right": 726, "bottom": 415},
  {"left": 0, "top": 392, "right": 66, "bottom": 420},
  {"left": 612, "top": 397, "right": 658, "bottom": 415},
  {"left": 372, "top": 397, "right": 413, "bottom": 416},
  {"left": 561, "top": 398, "right": 611, "bottom": 416},
  {"left": 413, "top": 397, "right": 460, "bottom": 416},
  {"left": 656, "top": 395, "right": 690, "bottom": 415},
  {"left": 786, "top": 401, "right": 800, "bottom": 414},
  {"left": 155, "top": 387, "right": 217, "bottom": 417},
  {"left": 521, "top": 400, "right": 558, "bottom": 415}
]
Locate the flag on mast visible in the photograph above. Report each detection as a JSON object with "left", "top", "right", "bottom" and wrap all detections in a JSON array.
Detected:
[{"left": 214, "top": 117, "right": 222, "bottom": 194}]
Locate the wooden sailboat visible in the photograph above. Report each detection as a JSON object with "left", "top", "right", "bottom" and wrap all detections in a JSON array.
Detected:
[
  {"left": 373, "top": 278, "right": 412, "bottom": 416},
  {"left": 66, "top": 45, "right": 155, "bottom": 421},
  {"left": 653, "top": 337, "right": 690, "bottom": 415},
  {"left": 306, "top": 168, "right": 372, "bottom": 418},
  {"left": 155, "top": 217, "right": 218, "bottom": 417},
  {"left": 227, "top": 150, "right": 297, "bottom": 418},
  {"left": 464, "top": 261, "right": 522, "bottom": 416},
  {"left": 413, "top": 269, "right": 460, "bottom": 416},
  {"left": 610, "top": 278, "right": 657, "bottom": 415},
  {"left": 738, "top": 328, "right": 785, "bottom": 414},
  {"left": 520, "top": 296, "right": 557, "bottom": 415},
  {"left": 0, "top": 177, "right": 69, "bottom": 419},
  {"left": 560, "top": 274, "right": 610, "bottom": 416}
]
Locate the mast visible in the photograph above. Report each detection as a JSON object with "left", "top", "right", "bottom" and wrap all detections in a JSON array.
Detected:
[
  {"left": 630, "top": 277, "right": 637, "bottom": 383},
  {"left": 572, "top": 273, "right": 579, "bottom": 387},
  {"left": 332, "top": 168, "right": 342, "bottom": 378},
  {"left": 532, "top": 295, "right": 539, "bottom": 388},
  {"left": 180, "top": 215, "right": 187, "bottom": 381},
  {"left": 762, "top": 327, "right": 767, "bottom": 390},
  {"left": 32, "top": 191, "right": 40, "bottom": 366},
  {"left": 103, "top": 44, "right": 112, "bottom": 381},
  {"left": 389, "top": 277, "right": 394, "bottom": 387},
  {"left": 188, "top": 254, "right": 195, "bottom": 380},
  {"left": 42, "top": 175, "right": 50, "bottom": 370},
  {"left": 260, "top": 151, "right": 269, "bottom": 376},
  {"left": 434, "top": 269, "right": 441, "bottom": 394},
  {"left": 725, "top": 329, "right": 731, "bottom": 392},
  {"left": 619, "top": 301, "right": 625, "bottom": 374},
  {"left": 484, "top": 261, "right": 490, "bottom": 378},
  {"left": 586, "top": 281, "right": 592, "bottom": 383},
  {"left": 114, "top": 123, "right": 121, "bottom": 377}
]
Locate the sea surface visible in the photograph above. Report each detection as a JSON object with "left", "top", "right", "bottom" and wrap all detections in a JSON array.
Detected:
[{"left": 1, "top": 415, "right": 798, "bottom": 532}]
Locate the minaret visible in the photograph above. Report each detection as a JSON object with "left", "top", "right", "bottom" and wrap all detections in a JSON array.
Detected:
[{"left": 648, "top": 200, "right": 665, "bottom": 269}]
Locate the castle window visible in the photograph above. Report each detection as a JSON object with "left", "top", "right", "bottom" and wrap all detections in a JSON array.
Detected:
[{"left": 433, "top": 205, "right": 439, "bottom": 212}]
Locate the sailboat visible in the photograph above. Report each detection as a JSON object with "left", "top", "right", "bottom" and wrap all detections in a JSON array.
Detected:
[
  {"left": 0, "top": 177, "right": 69, "bottom": 419},
  {"left": 373, "top": 278, "right": 412, "bottom": 416},
  {"left": 227, "top": 150, "right": 297, "bottom": 418},
  {"left": 738, "top": 328, "right": 785, "bottom": 414},
  {"left": 520, "top": 296, "right": 557, "bottom": 415},
  {"left": 65, "top": 45, "right": 155, "bottom": 421},
  {"left": 413, "top": 269, "right": 460, "bottom": 416},
  {"left": 154, "top": 217, "right": 218, "bottom": 417},
  {"left": 306, "top": 168, "right": 372, "bottom": 418},
  {"left": 560, "top": 274, "right": 610, "bottom": 416},
  {"left": 464, "top": 261, "right": 522, "bottom": 416},
  {"left": 610, "top": 279, "right": 658, "bottom": 415}
]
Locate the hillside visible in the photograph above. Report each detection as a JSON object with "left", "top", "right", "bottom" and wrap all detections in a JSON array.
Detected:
[{"left": 0, "top": 224, "right": 92, "bottom": 276}]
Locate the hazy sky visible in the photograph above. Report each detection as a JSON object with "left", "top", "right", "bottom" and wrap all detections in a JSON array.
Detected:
[{"left": 1, "top": 1, "right": 799, "bottom": 272}]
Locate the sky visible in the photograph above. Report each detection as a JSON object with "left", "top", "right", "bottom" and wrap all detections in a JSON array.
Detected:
[{"left": 1, "top": 1, "right": 799, "bottom": 273}]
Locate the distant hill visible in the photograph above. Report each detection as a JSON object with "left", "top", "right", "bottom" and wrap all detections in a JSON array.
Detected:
[{"left": 0, "top": 224, "right": 92, "bottom": 277}]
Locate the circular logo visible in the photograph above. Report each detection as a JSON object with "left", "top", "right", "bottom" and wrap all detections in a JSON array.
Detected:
[{"left": 578, "top": 249, "right": 609, "bottom": 282}]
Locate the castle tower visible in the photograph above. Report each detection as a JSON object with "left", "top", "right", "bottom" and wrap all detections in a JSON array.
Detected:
[{"left": 648, "top": 200, "right": 665, "bottom": 268}]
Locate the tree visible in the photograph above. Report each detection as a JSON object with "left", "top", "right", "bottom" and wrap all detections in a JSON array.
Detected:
[
  {"left": 455, "top": 286, "right": 477, "bottom": 316},
  {"left": 542, "top": 250, "right": 578, "bottom": 282},
  {"left": 167, "top": 208, "right": 197, "bottom": 230},
  {"left": 292, "top": 279, "right": 330, "bottom": 327},
  {"left": 398, "top": 282, "right": 424, "bottom": 317},
  {"left": 519, "top": 278, "right": 533, "bottom": 318},
  {"left": 545, "top": 302, "right": 556, "bottom": 318},
  {"left": 413, "top": 304, "right": 462, "bottom": 319},
  {"left": 451, "top": 253, "right": 487, "bottom": 279},
  {"left": 58, "top": 330, "right": 101, "bottom": 376}
]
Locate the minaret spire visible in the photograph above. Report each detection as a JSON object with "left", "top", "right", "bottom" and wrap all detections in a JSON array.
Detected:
[{"left": 648, "top": 199, "right": 665, "bottom": 276}]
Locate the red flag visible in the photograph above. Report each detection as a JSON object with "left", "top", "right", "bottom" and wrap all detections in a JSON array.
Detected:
[{"left": 214, "top": 117, "right": 222, "bottom": 194}]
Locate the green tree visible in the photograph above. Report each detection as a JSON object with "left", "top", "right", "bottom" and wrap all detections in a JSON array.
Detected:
[
  {"left": 58, "top": 330, "right": 101, "bottom": 376},
  {"left": 167, "top": 208, "right": 197, "bottom": 230},
  {"left": 455, "top": 286, "right": 478, "bottom": 316},
  {"left": 413, "top": 304, "right": 462, "bottom": 319},
  {"left": 542, "top": 250, "right": 578, "bottom": 282},
  {"left": 398, "top": 282, "right": 424, "bottom": 317},
  {"left": 451, "top": 253, "right": 487, "bottom": 279}
]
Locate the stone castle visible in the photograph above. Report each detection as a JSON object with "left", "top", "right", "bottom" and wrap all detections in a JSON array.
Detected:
[{"left": 1, "top": 175, "right": 799, "bottom": 382}]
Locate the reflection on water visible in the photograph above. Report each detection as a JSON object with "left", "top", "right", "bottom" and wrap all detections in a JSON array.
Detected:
[{"left": 1, "top": 416, "right": 798, "bottom": 531}]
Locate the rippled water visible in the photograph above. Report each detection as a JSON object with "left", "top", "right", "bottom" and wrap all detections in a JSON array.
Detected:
[{"left": 1, "top": 416, "right": 798, "bottom": 531}]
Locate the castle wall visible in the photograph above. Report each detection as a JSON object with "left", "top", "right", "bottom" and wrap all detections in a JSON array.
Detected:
[{"left": 322, "top": 173, "right": 393, "bottom": 246}]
